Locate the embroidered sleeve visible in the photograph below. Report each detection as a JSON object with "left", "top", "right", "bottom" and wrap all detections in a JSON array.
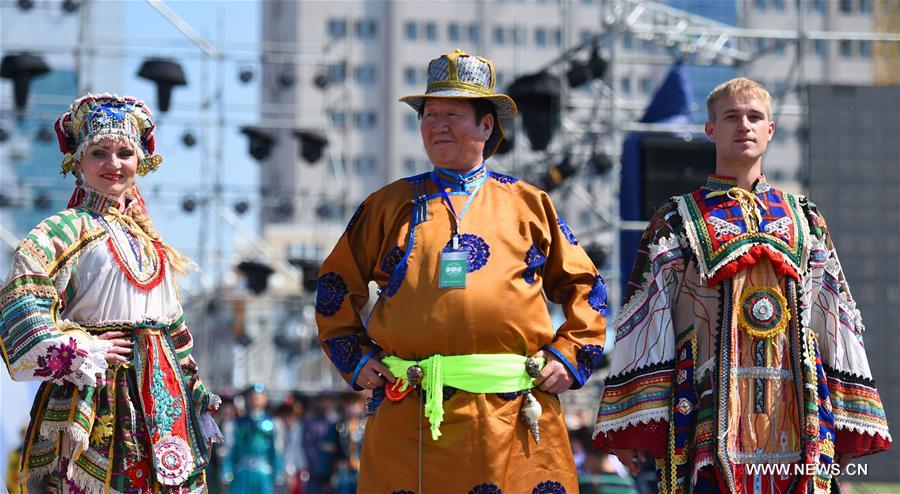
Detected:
[
  {"left": 0, "top": 214, "right": 109, "bottom": 388},
  {"left": 802, "top": 202, "right": 891, "bottom": 456},
  {"left": 169, "top": 313, "right": 220, "bottom": 416},
  {"left": 594, "top": 201, "right": 686, "bottom": 455},
  {"left": 536, "top": 193, "right": 607, "bottom": 390},
  {"left": 316, "top": 198, "right": 385, "bottom": 390}
]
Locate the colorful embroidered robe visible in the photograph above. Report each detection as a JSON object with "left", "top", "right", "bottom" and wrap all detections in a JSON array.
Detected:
[
  {"left": 316, "top": 164, "right": 607, "bottom": 493},
  {"left": 594, "top": 175, "right": 891, "bottom": 494},
  {"left": 0, "top": 187, "right": 218, "bottom": 493}
]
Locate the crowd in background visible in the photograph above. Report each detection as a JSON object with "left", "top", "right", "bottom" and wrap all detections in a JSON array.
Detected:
[
  {"left": 200, "top": 387, "right": 644, "bottom": 494},
  {"left": 5, "top": 386, "right": 644, "bottom": 494}
]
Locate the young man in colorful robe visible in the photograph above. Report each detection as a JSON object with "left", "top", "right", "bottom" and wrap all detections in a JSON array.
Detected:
[
  {"left": 594, "top": 78, "right": 891, "bottom": 493},
  {"left": 315, "top": 50, "right": 608, "bottom": 493}
]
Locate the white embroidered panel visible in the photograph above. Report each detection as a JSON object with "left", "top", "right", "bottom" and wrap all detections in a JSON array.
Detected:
[{"left": 64, "top": 241, "right": 182, "bottom": 326}]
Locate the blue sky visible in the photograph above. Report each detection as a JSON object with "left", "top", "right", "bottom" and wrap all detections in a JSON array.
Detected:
[{"left": 121, "top": 0, "right": 263, "bottom": 292}]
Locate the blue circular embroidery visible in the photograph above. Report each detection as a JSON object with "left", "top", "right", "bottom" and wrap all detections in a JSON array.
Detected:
[
  {"left": 470, "top": 483, "right": 503, "bottom": 494},
  {"left": 345, "top": 203, "right": 364, "bottom": 234},
  {"left": 323, "top": 334, "right": 361, "bottom": 374},
  {"left": 445, "top": 233, "right": 491, "bottom": 272},
  {"left": 576, "top": 344, "right": 605, "bottom": 382},
  {"left": 381, "top": 246, "right": 404, "bottom": 273},
  {"left": 588, "top": 275, "right": 609, "bottom": 316},
  {"left": 380, "top": 246, "right": 407, "bottom": 297},
  {"left": 523, "top": 245, "right": 547, "bottom": 285},
  {"left": 489, "top": 170, "right": 518, "bottom": 184},
  {"left": 557, "top": 218, "right": 578, "bottom": 246},
  {"left": 533, "top": 480, "right": 566, "bottom": 494},
  {"left": 316, "top": 272, "right": 348, "bottom": 317}
]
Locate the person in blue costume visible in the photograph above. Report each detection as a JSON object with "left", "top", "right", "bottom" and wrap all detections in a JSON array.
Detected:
[{"left": 222, "top": 384, "right": 283, "bottom": 493}]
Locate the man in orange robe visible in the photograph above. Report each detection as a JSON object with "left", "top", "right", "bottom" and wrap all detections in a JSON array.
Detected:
[{"left": 316, "top": 50, "right": 607, "bottom": 493}]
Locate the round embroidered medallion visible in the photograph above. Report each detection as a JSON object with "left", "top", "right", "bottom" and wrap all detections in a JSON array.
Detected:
[
  {"left": 444, "top": 233, "right": 491, "bottom": 272},
  {"left": 153, "top": 436, "right": 194, "bottom": 485},
  {"left": 316, "top": 272, "right": 348, "bottom": 317},
  {"left": 738, "top": 286, "right": 790, "bottom": 339}
]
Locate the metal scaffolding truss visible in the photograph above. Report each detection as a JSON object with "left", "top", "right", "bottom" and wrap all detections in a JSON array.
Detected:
[{"left": 605, "top": 0, "right": 754, "bottom": 65}]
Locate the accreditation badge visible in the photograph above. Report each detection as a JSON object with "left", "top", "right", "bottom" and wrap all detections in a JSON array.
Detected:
[{"left": 439, "top": 249, "right": 469, "bottom": 288}]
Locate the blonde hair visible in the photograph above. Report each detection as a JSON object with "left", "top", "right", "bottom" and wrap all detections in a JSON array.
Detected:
[
  {"left": 706, "top": 77, "right": 772, "bottom": 122},
  {"left": 129, "top": 189, "right": 197, "bottom": 276}
]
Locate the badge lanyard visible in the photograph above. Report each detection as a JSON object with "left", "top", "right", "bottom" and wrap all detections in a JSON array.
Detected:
[{"left": 430, "top": 170, "right": 487, "bottom": 248}]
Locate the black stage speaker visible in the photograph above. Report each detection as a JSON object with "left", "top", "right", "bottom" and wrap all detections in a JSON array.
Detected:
[
  {"left": 639, "top": 136, "right": 715, "bottom": 220},
  {"left": 808, "top": 84, "right": 900, "bottom": 482}
]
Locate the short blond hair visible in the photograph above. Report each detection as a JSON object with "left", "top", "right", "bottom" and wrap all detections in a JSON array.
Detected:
[{"left": 706, "top": 77, "right": 772, "bottom": 121}]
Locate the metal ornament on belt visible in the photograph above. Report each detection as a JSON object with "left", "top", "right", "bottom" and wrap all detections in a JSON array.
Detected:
[
  {"left": 153, "top": 435, "right": 194, "bottom": 485},
  {"left": 407, "top": 365, "right": 424, "bottom": 386},
  {"left": 520, "top": 390, "right": 542, "bottom": 444},
  {"left": 525, "top": 357, "right": 542, "bottom": 378}
]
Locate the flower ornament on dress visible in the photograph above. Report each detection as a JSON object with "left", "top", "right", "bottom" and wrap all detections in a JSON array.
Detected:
[
  {"left": 588, "top": 275, "right": 609, "bottom": 316},
  {"left": 523, "top": 245, "right": 546, "bottom": 285},
  {"left": 444, "top": 233, "right": 491, "bottom": 272},
  {"left": 324, "top": 334, "right": 363, "bottom": 374},
  {"left": 557, "top": 218, "right": 578, "bottom": 245},
  {"left": 316, "top": 271, "right": 349, "bottom": 317},
  {"left": 532, "top": 480, "right": 566, "bottom": 494},
  {"left": 576, "top": 344, "right": 605, "bottom": 382},
  {"left": 489, "top": 170, "right": 519, "bottom": 184},
  {"left": 32, "top": 336, "right": 87, "bottom": 381},
  {"left": 153, "top": 435, "right": 194, "bottom": 486},
  {"left": 54, "top": 93, "right": 163, "bottom": 177},
  {"left": 470, "top": 483, "right": 503, "bottom": 494}
]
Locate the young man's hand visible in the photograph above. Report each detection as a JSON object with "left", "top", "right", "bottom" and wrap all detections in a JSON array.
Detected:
[{"left": 612, "top": 448, "right": 652, "bottom": 475}]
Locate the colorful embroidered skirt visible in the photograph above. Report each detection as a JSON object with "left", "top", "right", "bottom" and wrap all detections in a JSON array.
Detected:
[{"left": 20, "top": 325, "right": 210, "bottom": 494}]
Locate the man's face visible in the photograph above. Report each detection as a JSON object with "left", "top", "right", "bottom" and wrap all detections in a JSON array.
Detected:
[
  {"left": 421, "top": 98, "right": 493, "bottom": 172},
  {"left": 705, "top": 94, "right": 774, "bottom": 168}
]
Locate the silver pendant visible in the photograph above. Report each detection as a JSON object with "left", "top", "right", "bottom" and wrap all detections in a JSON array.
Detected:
[{"left": 520, "top": 390, "right": 542, "bottom": 444}]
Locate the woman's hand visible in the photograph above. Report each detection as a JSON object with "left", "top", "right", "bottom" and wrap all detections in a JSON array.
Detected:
[{"left": 96, "top": 331, "right": 133, "bottom": 366}]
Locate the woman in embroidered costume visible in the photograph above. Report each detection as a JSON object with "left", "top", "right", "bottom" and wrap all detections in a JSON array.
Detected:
[
  {"left": 0, "top": 94, "right": 221, "bottom": 493},
  {"left": 594, "top": 78, "right": 890, "bottom": 493}
]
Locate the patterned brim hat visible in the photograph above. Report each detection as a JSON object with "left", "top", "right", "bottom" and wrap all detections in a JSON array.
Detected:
[
  {"left": 54, "top": 93, "right": 163, "bottom": 177},
  {"left": 400, "top": 49, "right": 518, "bottom": 159},
  {"left": 399, "top": 49, "right": 518, "bottom": 119}
]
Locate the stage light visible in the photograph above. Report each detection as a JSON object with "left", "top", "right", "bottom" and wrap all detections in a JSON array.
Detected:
[
  {"left": 237, "top": 261, "right": 275, "bottom": 295},
  {"left": 507, "top": 72, "right": 560, "bottom": 151},
  {"left": 540, "top": 154, "right": 577, "bottom": 192},
  {"left": 293, "top": 131, "right": 327, "bottom": 163},
  {"left": 34, "top": 191, "right": 51, "bottom": 210},
  {"left": 181, "top": 130, "right": 197, "bottom": 147},
  {"left": 137, "top": 58, "right": 187, "bottom": 112},
  {"left": 589, "top": 151, "right": 613, "bottom": 175},
  {"left": 181, "top": 196, "right": 197, "bottom": 213},
  {"left": 238, "top": 66, "right": 254, "bottom": 83},
  {"left": 61, "top": 0, "right": 80, "bottom": 13},
  {"left": 0, "top": 53, "right": 50, "bottom": 112},
  {"left": 239, "top": 126, "right": 275, "bottom": 161}
]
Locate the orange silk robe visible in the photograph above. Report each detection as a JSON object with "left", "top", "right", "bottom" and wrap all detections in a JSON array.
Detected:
[{"left": 316, "top": 164, "right": 607, "bottom": 493}]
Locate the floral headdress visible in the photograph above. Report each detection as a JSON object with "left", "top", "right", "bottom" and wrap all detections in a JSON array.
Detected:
[{"left": 54, "top": 93, "right": 163, "bottom": 177}]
